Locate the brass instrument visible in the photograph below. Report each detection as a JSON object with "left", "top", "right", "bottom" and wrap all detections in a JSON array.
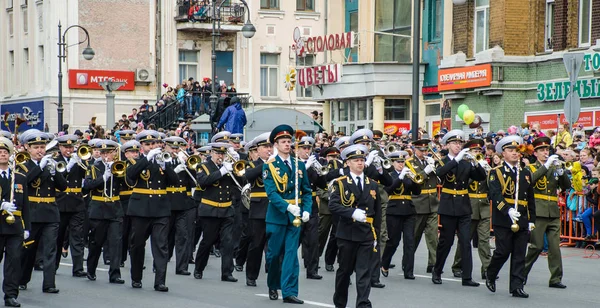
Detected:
[
  {"left": 223, "top": 152, "right": 251, "bottom": 209},
  {"left": 554, "top": 160, "right": 573, "bottom": 170},
  {"left": 177, "top": 151, "right": 200, "bottom": 186},
  {"left": 225, "top": 152, "right": 247, "bottom": 177},
  {"left": 404, "top": 159, "right": 424, "bottom": 184},
  {"left": 427, "top": 145, "right": 443, "bottom": 162},
  {"left": 311, "top": 159, "right": 329, "bottom": 176},
  {"left": 154, "top": 151, "right": 172, "bottom": 163},
  {"left": 385, "top": 143, "right": 399, "bottom": 154},
  {"left": 77, "top": 145, "right": 92, "bottom": 160},
  {"left": 14, "top": 152, "right": 30, "bottom": 164}
]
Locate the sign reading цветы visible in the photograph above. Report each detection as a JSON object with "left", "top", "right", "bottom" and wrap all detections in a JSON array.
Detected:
[{"left": 537, "top": 52, "right": 600, "bottom": 101}]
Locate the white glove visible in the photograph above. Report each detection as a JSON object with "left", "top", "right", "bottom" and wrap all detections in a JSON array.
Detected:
[
  {"left": 478, "top": 159, "right": 490, "bottom": 169},
  {"left": 528, "top": 223, "right": 535, "bottom": 231},
  {"left": 508, "top": 208, "right": 521, "bottom": 222},
  {"left": 424, "top": 164, "right": 435, "bottom": 175},
  {"left": 305, "top": 156, "right": 317, "bottom": 169},
  {"left": 365, "top": 150, "right": 379, "bottom": 166},
  {"left": 351, "top": 209, "right": 367, "bottom": 222},
  {"left": 544, "top": 154, "right": 559, "bottom": 169},
  {"left": 24, "top": 230, "right": 30, "bottom": 240},
  {"left": 287, "top": 203, "right": 301, "bottom": 217},
  {"left": 425, "top": 156, "right": 435, "bottom": 165},
  {"left": 157, "top": 159, "right": 166, "bottom": 170},
  {"left": 1, "top": 202, "right": 17, "bottom": 213},
  {"left": 339, "top": 169, "right": 345, "bottom": 176},
  {"left": 178, "top": 152, "right": 188, "bottom": 165},
  {"left": 66, "top": 154, "right": 79, "bottom": 172},
  {"left": 228, "top": 147, "right": 240, "bottom": 160},
  {"left": 174, "top": 164, "right": 186, "bottom": 174},
  {"left": 39, "top": 154, "right": 53, "bottom": 169},
  {"left": 399, "top": 167, "right": 410, "bottom": 180},
  {"left": 269, "top": 147, "right": 278, "bottom": 161},
  {"left": 302, "top": 211, "right": 310, "bottom": 223},
  {"left": 220, "top": 161, "right": 233, "bottom": 176},
  {"left": 49, "top": 163, "right": 56, "bottom": 176},
  {"left": 102, "top": 167, "right": 112, "bottom": 182},
  {"left": 455, "top": 148, "right": 470, "bottom": 162},
  {"left": 146, "top": 148, "right": 162, "bottom": 161}
]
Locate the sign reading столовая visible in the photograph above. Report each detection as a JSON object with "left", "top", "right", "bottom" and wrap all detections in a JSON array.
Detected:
[{"left": 537, "top": 53, "right": 600, "bottom": 102}]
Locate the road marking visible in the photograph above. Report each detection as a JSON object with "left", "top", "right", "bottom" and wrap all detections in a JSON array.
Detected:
[
  {"left": 256, "top": 294, "right": 337, "bottom": 307},
  {"left": 413, "top": 274, "right": 462, "bottom": 282},
  {"left": 60, "top": 262, "right": 109, "bottom": 272}
]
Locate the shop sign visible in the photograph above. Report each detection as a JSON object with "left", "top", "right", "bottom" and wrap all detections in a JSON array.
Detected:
[
  {"left": 596, "top": 111, "right": 600, "bottom": 126},
  {"left": 68, "top": 69, "right": 135, "bottom": 91},
  {"left": 537, "top": 51, "right": 600, "bottom": 101},
  {"left": 293, "top": 28, "right": 355, "bottom": 57},
  {"left": 432, "top": 120, "right": 441, "bottom": 136},
  {"left": 298, "top": 64, "right": 341, "bottom": 87},
  {"left": 0, "top": 100, "right": 44, "bottom": 131},
  {"left": 525, "top": 111, "right": 594, "bottom": 130},
  {"left": 383, "top": 122, "right": 410, "bottom": 135},
  {"left": 437, "top": 64, "right": 492, "bottom": 91},
  {"left": 422, "top": 85, "right": 439, "bottom": 94}
]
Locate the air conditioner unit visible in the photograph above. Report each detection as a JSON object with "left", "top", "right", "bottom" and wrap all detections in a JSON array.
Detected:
[{"left": 135, "top": 68, "right": 155, "bottom": 83}]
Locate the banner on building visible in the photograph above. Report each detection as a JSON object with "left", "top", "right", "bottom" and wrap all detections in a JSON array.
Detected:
[
  {"left": 383, "top": 122, "right": 410, "bottom": 135},
  {"left": 438, "top": 64, "right": 492, "bottom": 91},
  {"left": 68, "top": 69, "right": 136, "bottom": 91},
  {"left": 432, "top": 120, "right": 441, "bottom": 136},
  {"left": 525, "top": 111, "right": 595, "bottom": 130},
  {"left": 0, "top": 101, "right": 44, "bottom": 131},
  {"left": 298, "top": 64, "right": 342, "bottom": 87}
]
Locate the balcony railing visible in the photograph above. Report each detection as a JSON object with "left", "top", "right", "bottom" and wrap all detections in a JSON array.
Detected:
[{"left": 175, "top": 1, "right": 246, "bottom": 27}]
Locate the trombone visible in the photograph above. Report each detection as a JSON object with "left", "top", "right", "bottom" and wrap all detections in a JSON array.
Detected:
[
  {"left": 225, "top": 152, "right": 247, "bottom": 177},
  {"left": 404, "top": 159, "right": 424, "bottom": 184},
  {"left": 106, "top": 148, "right": 126, "bottom": 199},
  {"left": 221, "top": 153, "right": 251, "bottom": 209},
  {"left": 178, "top": 151, "right": 200, "bottom": 186}
]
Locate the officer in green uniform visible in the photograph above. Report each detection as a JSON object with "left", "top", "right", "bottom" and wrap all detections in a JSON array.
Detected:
[
  {"left": 451, "top": 138, "right": 493, "bottom": 280},
  {"left": 263, "top": 124, "right": 312, "bottom": 304},
  {"left": 523, "top": 136, "right": 569, "bottom": 289},
  {"left": 410, "top": 138, "right": 439, "bottom": 273}
]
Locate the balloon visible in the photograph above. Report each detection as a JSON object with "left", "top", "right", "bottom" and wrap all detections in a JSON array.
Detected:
[
  {"left": 457, "top": 104, "right": 469, "bottom": 119},
  {"left": 469, "top": 115, "right": 482, "bottom": 128},
  {"left": 463, "top": 110, "right": 475, "bottom": 125}
]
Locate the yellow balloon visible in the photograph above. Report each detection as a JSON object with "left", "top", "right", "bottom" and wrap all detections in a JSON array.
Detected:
[{"left": 463, "top": 110, "right": 475, "bottom": 125}]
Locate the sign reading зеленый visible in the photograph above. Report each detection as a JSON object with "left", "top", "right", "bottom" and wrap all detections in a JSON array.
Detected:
[{"left": 537, "top": 52, "right": 600, "bottom": 101}]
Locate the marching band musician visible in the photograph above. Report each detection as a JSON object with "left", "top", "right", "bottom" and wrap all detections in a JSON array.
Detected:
[
  {"left": 329, "top": 144, "right": 381, "bottom": 308},
  {"left": 119, "top": 140, "right": 141, "bottom": 267},
  {"left": 350, "top": 129, "right": 392, "bottom": 289},
  {"left": 54, "top": 134, "right": 88, "bottom": 278},
  {"left": 0, "top": 137, "right": 30, "bottom": 307},
  {"left": 320, "top": 146, "right": 346, "bottom": 273},
  {"left": 126, "top": 130, "right": 178, "bottom": 292},
  {"left": 523, "top": 136, "right": 570, "bottom": 289},
  {"left": 244, "top": 133, "right": 271, "bottom": 287},
  {"left": 410, "top": 138, "right": 440, "bottom": 274},
  {"left": 83, "top": 139, "right": 125, "bottom": 284},
  {"left": 18, "top": 129, "right": 68, "bottom": 294},
  {"left": 191, "top": 145, "right": 212, "bottom": 262},
  {"left": 231, "top": 133, "right": 251, "bottom": 273},
  {"left": 296, "top": 136, "right": 326, "bottom": 280},
  {"left": 164, "top": 136, "right": 197, "bottom": 276},
  {"left": 245, "top": 139, "right": 258, "bottom": 162},
  {"left": 485, "top": 135, "right": 536, "bottom": 298},
  {"left": 230, "top": 133, "right": 248, "bottom": 160},
  {"left": 451, "top": 138, "right": 493, "bottom": 280},
  {"left": 118, "top": 129, "right": 136, "bottom": 143},
  {"left": 380, "top": 151, "right": 420, "bottom": 280},
  {"left": 193, "top": 142, "right": 242, "bottom": 282},
  {"left": 432, "top": 129, "right": 486, "bottom": 287},
  {"left": 263, "top": 124, "right": 312, "bottom": 304}
]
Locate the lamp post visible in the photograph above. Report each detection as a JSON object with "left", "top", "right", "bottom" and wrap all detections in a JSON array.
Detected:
[
  {"left": 57, "top": 22, "right": 94, "bottom": 132},
  {"left": 210, "top": 0, "right": 255, "bottom": 132},
  {"left": 411, "top": 0, "right": 421, "bottom": 142}
]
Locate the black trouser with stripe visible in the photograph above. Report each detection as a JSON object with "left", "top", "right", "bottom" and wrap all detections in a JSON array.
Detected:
[
  {"left": 129, "top": 216, "right": 169, "bottom": 287},
  {"left": 55, "top": 211, "right": 85, "bottom": 273},
  {"left": 0, "top": 234, "right": 22, "bottom": 299},
  {"left": 87, "top": 218, "right": 122, "bottom": 281}
]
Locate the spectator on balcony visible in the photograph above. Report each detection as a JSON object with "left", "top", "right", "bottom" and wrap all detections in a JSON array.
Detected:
[
  {"left": 177, "top": 83, "right": 186, "bottom": 118},
  {"left": 216, "top": 96, "right": 246, "bottom": 134},
  {"left": 201, "top": 78, "right": 212, "bottom": 115},
  {"left": 192, "top": 81, "right": 201, "bottom": 116},
  {"left": 139, "top": 100, "right": 150, "bottom": 112},
  {"left": 228, "top": 82, "right": 237, "bottom": 94},
  {"left": 219, "top": 81, "right": 228, "bottom": 98},
  {"left": 147, "top": 105, "right": 157, "bottom": 119},
  {"left": 211, "top": 96, "right": 228, "bottom": 132},
  {"left": 156, "top": 99, "right": 166, "bottom": 112},
  {"left": 129, "top": 108, "right": 139, "bottom": 123}
]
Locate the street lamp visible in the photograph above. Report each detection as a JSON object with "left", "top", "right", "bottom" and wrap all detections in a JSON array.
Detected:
[
  {"left": 57, "top": 22, "right": 94, "bottom": 132},
  {"left": 209, "top": 0, "right": 255, "bottom": 132}
]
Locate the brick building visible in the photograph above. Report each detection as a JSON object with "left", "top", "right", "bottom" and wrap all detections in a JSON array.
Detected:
[{"left": 440, "top": 0, "right": 600, "bottom": 133}]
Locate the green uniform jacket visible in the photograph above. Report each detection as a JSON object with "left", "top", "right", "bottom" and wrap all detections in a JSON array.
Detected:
[
  {"left": 468, "top": 179, "right": 489, "bottom": 220},
  {"left": 527, "top": 161, "right": 570, "bottom": 218}
]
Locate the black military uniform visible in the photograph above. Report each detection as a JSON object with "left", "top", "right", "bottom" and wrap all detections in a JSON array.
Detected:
[
  {"left": 193, "top": 142, "right": 240, "bottom": 282},
  {"left": 0, "top": 138, "right": 30, "bottom": 307},
  {"left": 54, "top": 134, "right": 87, "bottom": 277},
  {"left": 83, "top": 140, "right": 124, "bottom": 283},
  {"left": 432, "top": 130, "right": 486, "bottom": 286},
  {"left": 126, "top": 130, "right": 178, "bottom": 291},
  {"left": 321, "top": 147, "right": 346, "bottom": 271},
  {"left": 244, "top": 156, "right": 268, "bottom": 285},
  {"left": 486, "top": 136, "right": 536, "bottom": 298},
  {"left": 18, "top": 131, "right": 68, "bottom": 293},
  {"left": 165, "top": 137, "right": 197, "bottom": 276},
  {"left": 381, "top": 153, "right": 420, "bottom": 279},
  {"left": 191, "top": 146, "right": 212, "bottom": 259},
  {"left": 230, "top": 133, "right": 250, "bottom": 270},
  {"left": 119, "top": 141, "right": 140, "bottom": 266},
  {"left": 329, "top": 144, "right": 381, "bottom": 308},
  {"left": 298, "top": 137, "right": 327, "bottom": 280}
]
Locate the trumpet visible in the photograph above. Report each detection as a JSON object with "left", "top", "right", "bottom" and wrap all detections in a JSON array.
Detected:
[
  {"left": 311, "top": 159, "right": 329, "bottom": 176},
  {"left": 46, "top": 159, "right": 67, "bottom": 173},
  {"left": 177, "top": 151, "right": 200, "bottom": 186},
  {"left": 553, "top": 160, "right": 573, "bottom": 170},
  {"left": 154, "top": 151, "right": 172, "bottom": 162},
  {"left": 225, "top": 152, "right": 247, "bottom": 177},
  {"left": 404, "top": 159, "right": 424, "bottom": 184},
  {"left": 77, "top": 145, "right": 92, "bottom": 161},
  {"left": 385, "top": 143, "right": 400, "bottom": 154}
]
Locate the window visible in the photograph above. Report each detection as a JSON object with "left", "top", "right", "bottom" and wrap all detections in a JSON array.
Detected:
[
  {"left": 8, "top": 11, "right": 14, "bottom": 36},
  {"left": 474, "top": 0, "right": 490, "bottom": 54},
  {"left": 260, "top": 53, "right": 279, "bottom": 97},
  {"left": 296, "top": 55, "right": 314, "bottom": 98},
  {"left": 23, "top": 8, "right": 27, "bottom": 33},
  {"left": 178, "top": 50, "right": 198, "bottom": 83},
  {"left": 375, "top": 0, "right": 412, "bottom": 62},
  {"left": 7, "top": 0, "right": 13, "bottom": 9},
  {"left": 425, "top": 103, "right": 440, "bottom": 116},
  {"left": 339, "top": 101, "right": 348, "bottom": 121},
  {"left": 428, "top": 0, "right": 442, "bottom": 41},
  {"left": 545, "top": 0, "right": 555, "bottom": 51},
  {"left": 296, "top": 0, "right": 314, "bottom": 11},
  {"left": 23, "top": 48, "right": 29, "bottom": 92},
  {"left": 358, "top": 100, "right": 367, "bottom": 120},
  {"left": 579, "top": 0, "right": 592, "bottom": 47},
  {"left": 38, "top": 45, "right": 44, "bottom": 88},
  {"left": 349, "top": 100, "right": 356, "bottom": 121},
  {"left": 384, "top": 99, "right": 409, "bottom": 120},
  {"left": 8, "top": 51, "right": 14, "bottom": 95},
  {"left": 260, "top": 0, "right": 279, "bottom": 9}
]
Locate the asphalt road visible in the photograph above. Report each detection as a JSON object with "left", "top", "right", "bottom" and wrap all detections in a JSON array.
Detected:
[{"left": 12, "top": 239, "right": 600, "bottom": 308}]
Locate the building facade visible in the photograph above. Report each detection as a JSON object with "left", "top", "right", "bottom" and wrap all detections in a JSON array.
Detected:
[{"left": 440, "top": 0, "right": 600, "bottom": 134}]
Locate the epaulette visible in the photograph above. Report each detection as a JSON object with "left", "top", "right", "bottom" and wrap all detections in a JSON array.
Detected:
[
  {"left": 491, "top": 165, "right": 502, "bottom": 170},
  {"left": 17, "top": 163, "right": 28, "bottom": 173},
  {"left": 128, "top": 158, "right": 136, "bottom": 165},
  {"left": 14, "top": 170, "right": 26, "bottom": 177},
  {"left": 336, "top": 176, "right": 348, "bottom": 182},
  {"left": 249, "top": 161, "right": 255, "bottom": 168}
]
